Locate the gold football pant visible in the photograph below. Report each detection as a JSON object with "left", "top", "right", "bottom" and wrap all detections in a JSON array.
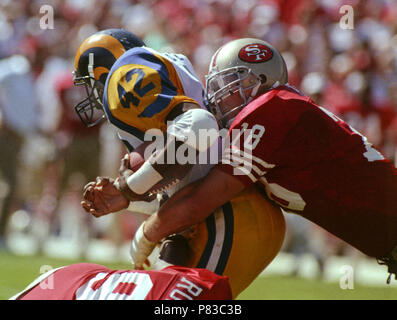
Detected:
[{"left": 185, "top": 186, "right": 286, "bottom": 298}]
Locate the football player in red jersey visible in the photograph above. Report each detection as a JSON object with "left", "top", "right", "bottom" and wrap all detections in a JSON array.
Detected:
[
  {"left": 124, "top": 38, "right": 397, "bottom": 283},
  {"left": 11, "top": 235, "right": 232, "bottom": 300}
]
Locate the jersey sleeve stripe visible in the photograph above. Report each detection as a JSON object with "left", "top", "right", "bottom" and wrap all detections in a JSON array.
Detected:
[
  {"left": 222, "top": 155, "right": 266, "bottom": 182},
  {"left": 227, "top": 155, "right": 268, "bottom": 176},
  {"left": 228, "top": 166, "right": 258, "bottom": 183},
  {"left": 224, "top": 148, "right": 275, "bottom": 170},
  {"left": 222, "top": 148, "right": 274, "bottom": 181}
]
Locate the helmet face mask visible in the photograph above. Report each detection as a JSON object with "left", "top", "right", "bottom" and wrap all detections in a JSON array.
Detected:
[
  {"left": 73, "top": 71, "right": 105, "bottom": 127},
  {"left": 206, "top": 66, "right": 262, "bottom": 128}
]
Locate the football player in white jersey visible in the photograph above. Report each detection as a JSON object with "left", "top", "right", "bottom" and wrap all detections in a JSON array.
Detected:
[
  {"left": 75, "top": 30, "right": 285, "bottom": 298},
  {"left": 75, "top": 27, "right": 224, "bottom": 266},
  {"left": 74, "top": 29, "right": 218, "bottom": 212}
]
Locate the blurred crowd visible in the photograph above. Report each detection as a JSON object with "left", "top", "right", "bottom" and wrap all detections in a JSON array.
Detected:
[{"left": 0, "top": 0, "right": 396, "bottom": 274}]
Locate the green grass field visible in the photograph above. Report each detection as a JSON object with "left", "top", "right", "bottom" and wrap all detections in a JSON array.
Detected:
[{"left": 1, "top": 251, "right": 396, "bottom": 300}]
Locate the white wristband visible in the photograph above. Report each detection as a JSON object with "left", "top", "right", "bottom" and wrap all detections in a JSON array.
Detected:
[
  {"left": 130, "top": 223, "right": 156, "bottom": 268},
  {"left": 126, "top": 161, "right": 163, "bottom": 195}
]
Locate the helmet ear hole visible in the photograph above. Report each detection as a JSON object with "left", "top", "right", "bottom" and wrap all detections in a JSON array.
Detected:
[{"left": 259, "top": 74, "right": 267, "bottom": 84}]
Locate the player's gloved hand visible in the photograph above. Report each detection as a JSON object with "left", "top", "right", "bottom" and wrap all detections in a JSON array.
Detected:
[
  {"left": 82, "top": 176, "right": 129, "bottom": 217},
  {"left": 130, "top": 222, "right": 155, "bottom": 269}
]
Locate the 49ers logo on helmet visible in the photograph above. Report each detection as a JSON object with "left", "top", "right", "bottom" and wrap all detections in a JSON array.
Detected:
[{"left": 238, "top": 44, "right": 273, "bottom": 63}]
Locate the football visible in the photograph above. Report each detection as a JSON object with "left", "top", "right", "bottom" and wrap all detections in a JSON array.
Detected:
[{"left": 128, "top": 140, "right": 191, "bottom": 195}]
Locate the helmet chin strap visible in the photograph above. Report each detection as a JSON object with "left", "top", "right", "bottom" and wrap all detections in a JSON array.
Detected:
[
  {"left": 247, "top": 80, "right": 281, "bottom": 104},
  {"left": 269, "top": 81, "right": 281, "bottom": 90},
  {"left": 247, "top": 81, "right": 261, "bottom": 103}
]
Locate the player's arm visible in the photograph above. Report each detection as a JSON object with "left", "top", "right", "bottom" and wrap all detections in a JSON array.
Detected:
[
  {"left": 81, "top": 177, "right": 130, "bottom": 217},
  {"left": 145, "top": 167, "right": 245, "bottom": 241},
  {"left": 129, "top": 166, "right": 246, "bottom": 268}
]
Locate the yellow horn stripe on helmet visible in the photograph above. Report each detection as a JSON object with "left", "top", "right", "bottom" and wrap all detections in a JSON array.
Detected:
[{"left": 74, "top": 34, "right": 127, "bottom": 69}]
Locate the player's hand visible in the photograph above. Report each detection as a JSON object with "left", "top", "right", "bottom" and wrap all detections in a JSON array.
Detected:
[
  {"left": 81, "top": 176, "right": 129, "bottom": 217},
  {"left": 130, "top": 222, "right": 155, "bottom": 269},
  {"left": 115, "top": 154, "right": 155, "bottom": 202}
]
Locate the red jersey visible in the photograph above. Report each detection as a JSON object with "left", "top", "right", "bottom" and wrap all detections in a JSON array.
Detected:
[
  {"left": 219, "top": 85, "right": 397, "bottom": 258},
  {"left": 323, "top": 82, "right": 396, "bottom": 153},
  {"left": 14, "top": 263, "right": 232, "bottom": 300}
]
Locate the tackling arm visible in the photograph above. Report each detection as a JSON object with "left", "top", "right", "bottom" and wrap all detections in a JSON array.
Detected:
[
  {"left": 130, "top": 167, "right": 245, "bottom": 268},
  {"left": 142, "top": 167, "right": 246, "bottom": 243}
]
